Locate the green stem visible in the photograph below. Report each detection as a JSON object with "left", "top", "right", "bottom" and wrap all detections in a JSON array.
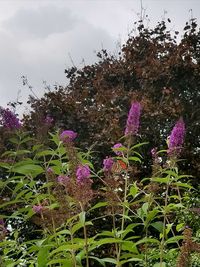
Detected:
[
  {"left": 111, "top": 206, "right": 119, "bottom": 258},
  {"left": 116, "top": 139, "right": 131, "bottom": 267},
  {"left": 160, "top": 183, "right": 169, "bottom": 266},
  {"left": 69, "top": 224, "right": 77, "bottom": 267},
  {"left": 116, "top": 171, "right": 129, "bottom": 267},
  {"left": 80, "top": 203, "right": 89, "bottom": 267}
]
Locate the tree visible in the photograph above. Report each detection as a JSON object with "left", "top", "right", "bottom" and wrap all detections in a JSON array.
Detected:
[{"left": 22, "top": 18, "right": 200, "bottom": 183}]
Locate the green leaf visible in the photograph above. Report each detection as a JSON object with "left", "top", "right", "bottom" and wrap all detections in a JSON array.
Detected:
[
  {"left": 153, "top": 263, "right": 166, "bottom": 267},
  {"left": 151, "top": 177, "right": 170, "bottom": 183},
  {"left": 11, "top": 164, "right": 44, "bottom": 177},
  {"left": 165, "top": 235, "right": 184, "bottom": 244},
  {"left": 88, "top": 202, "right": 108, "bottom": 212},
  {"left": 151, "top": 221, "right": 164, "bottom": 233},
  {"left": 176, "top": 223, "right": 185, "bottom": 232},
  {"left": 145, "top": 209, "right": 159, "bottom": 225},
  {"left": 121, "top": 241, "right": 138, "bottom": 253},
  {"left": 122, "top": 223, "right": 141, "bottom": 239},
  {"left": 102, "top": 258, "right": 117, "bottom": 264},
  {"left": 173, "top": 182, "right": 192, "bottom": 189},
  {"left": 131, "top": 142, "right": 148, "bottom": 150},
  {"left": 89, "top": 256, "right": 106, "bottom": 267},
  {"left": 47, "top": 259, "right": 73, "bottom": 266},
  {"left": 0, "top": 199, "right": 23, "bottom": 209},
  {"left": 72, "top": 221, "right": 93, "bottom": 235},
  {"left": 79, "top": 211, "right": 86, "bottom": 225},
  {"left": 141, "top": 202, "right": 149, "bottom": 215},
  {"left": 36, "top": 150, "right": 55, "bottom": 157},
  {"left": 37, "top": 246, "right": 50, "bottom": 267},
  {"left": 15, "top": 150, "right": 31, "bottom": 156},
  {"left": 49, "top": 244, "right": 84, "bottom": 256},
  {"left": 120, "top": 257, "right": 143, "bottom": 264},
  {"left": 136, "top": 238, "right": 160, "bottom": 245},
  {"left": 96, "top": 231, "right": 115, "bottom": 237},
  {"left": 0, "top": 162, "right": 12, "bottom": 169},
  {"left": 129, "top": 183, "right": 138, "bottom": 197},
  {"left": 128, "top": 156, "right": 141, "bottom": 163},
  {"left": 89, "top": 238, "right": 122, "bottom": 251}
]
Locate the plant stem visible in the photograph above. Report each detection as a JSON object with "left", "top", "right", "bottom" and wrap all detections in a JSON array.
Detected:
[
  {"left": 80, "top": 202, "right": 89, "bottom": 267},
  {"left": 116, "top": 166, "right": 129, "bottom": 267},
  {"left": 111, "top": 205, "right": 119, "bottom": 258},
  {"left": 116, "top": 139, "right": 131, "bottom": 267},
  {"left": 160, "top": 183, "right": 170, "bottom": 266},
  {"left": 69, "top": 224, "right": 77, "bottom": 267}
]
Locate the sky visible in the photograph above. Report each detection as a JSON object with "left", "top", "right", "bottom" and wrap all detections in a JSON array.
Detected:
[{"left": 0, "top": 0, "right": 199, "bottom": 115}]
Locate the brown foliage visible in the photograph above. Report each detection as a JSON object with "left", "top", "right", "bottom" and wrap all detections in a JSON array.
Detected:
[{"left": 22, "top": 19, "right": 200, "bottom": 184}]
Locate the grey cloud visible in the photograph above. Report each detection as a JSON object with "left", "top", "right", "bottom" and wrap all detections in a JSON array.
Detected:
[
  {"left": 0, "top": 7, "right": 115, "bottom": 114},
  {"left": 3, "top": 5, "right": 78, "bottom": 38}
]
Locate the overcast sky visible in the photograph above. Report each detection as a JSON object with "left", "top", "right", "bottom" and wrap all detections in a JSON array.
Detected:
[{"left": 0, "top": 0, "right": 200, "bottom": 115}]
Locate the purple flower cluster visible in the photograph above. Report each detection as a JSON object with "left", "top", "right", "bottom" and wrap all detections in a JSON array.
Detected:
[
  {"left": 112, "top": 143, "right": 123, "bottom": 156},
  {"left": 32, "top": 205, "right": 43, "bottom": 214},
  {"left": 44, "top": 115, "right": 54, "bottom": 125},
  {"left": 0, "top": 107, "right": 21, "bottom": 130},
  {"left": 103, "top": 157, "right": 114, "bottom": 172},
  {"left": 168, "top": 118, "right": 185, "bottom": 155},
  {"left": 151, "top": 148, "right": 157, "bottom": 158},
  {"left": 60, "top": 130, "right": 77, "bottom": 142},
  {"left": 76, "top": 165, "right": 90, "bottom": 184},
  {"left": 57, "top": 175, "right": 69, "bottom": 185},
  {"left": 0, "top": 218, "right": 7, "bottom": 236},
  {"left": 125, "top": 102, "right": 141, "bottom": 136}
]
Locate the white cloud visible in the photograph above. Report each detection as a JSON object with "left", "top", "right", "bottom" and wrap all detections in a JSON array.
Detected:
[
  {"left": 0, "top": 0, "right": 199, "bottom": 115},
  {"left": 0, "top": 3, "right": 115, "bottom": 113},
  {"left": 3, "top": 5, "right": 78, "bottom": 39}
]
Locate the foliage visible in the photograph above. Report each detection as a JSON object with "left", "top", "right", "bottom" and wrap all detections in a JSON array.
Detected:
[
  {"left": 0, "top": 115, "right": 199, "bottom": 266},
  {"left": 1, "top": 17, "right": 200, "bottom": 267},
  {"left": 20, "top": 18, "right": 200, "bottom": 185}
]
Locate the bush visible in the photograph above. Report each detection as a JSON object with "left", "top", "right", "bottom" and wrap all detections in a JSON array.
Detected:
[{"left": 0, "top": 102, "right": 199, "bottom": 267}]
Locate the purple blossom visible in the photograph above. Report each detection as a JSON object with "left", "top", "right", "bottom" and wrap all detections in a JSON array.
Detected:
[
  {"left": 44, "top": 115, "right": 54, "bottom": 125},
  {"left": 0, "top": 218, "right": 7, "bottom": 236},
  {"left": 57, "top": 175, "right": 69, "bottom": 185},
  {"left": 32, "top": 205, "right": 43, "bottom": 214},
  {"left": 125, "top": 102, "right": 141, "bottom": 136},
  {"left": 112, "top": 143, "right": 123, "bottom": 156},
  {"left": 0, "top": 107, "right": 21, "bottom": 130},
  {"left": 76, "top": 165, "right": 90, "bottom": 184},
  {"left": 168, "top": 118, "right": 186, "bottom": 155},
  {"left": 103, "top": 157, "right": 114, "bottom": 172},
  {"left": 151, "top": 148, "right": 157, "bottom": 158},
  {"left": 47, "top": 167, "right": 54, "bottom": 174},
  {"left": 60, "top": 130, "right": 77, "bottom": 142},
  {"left": 151, "top": 147, "right": 162, "bottom": 164}
]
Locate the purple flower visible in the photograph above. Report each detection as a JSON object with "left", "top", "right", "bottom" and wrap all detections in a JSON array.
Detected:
[
  {"left": 168, "top": 118, "right": 185, "bottom": 155},
  {"left": 0, "top": 218, "right": 7, "bottom": 236},
  {"left": 0, "top": 107, "right": 21, "bottom": 130},
  {"left": 47, "top": 167, "right": 54, "bottom": 174},
  {"left": 112, "top": 143, "right": 123, "bottom": 156},
  {"left": 44, "top": 115, "right": 54, "bottom": 125},
  {"left": 32, "top": 205, "right": 43, "bottom": 214},
  {"left": 76, "top": 165, "right": 90, "bottom": 184},
  {"left": 103, "top": 157, "right": 114, "bottom": 172},
  {"left": 151, "top": 148, "right": 157, "bottom": 158},
  {"left": 57, "top": 175, "right": 69, "bottom": 185},
  {"left": 125, "top": 102, "right": 141, "bottom": 136},
  {"left": 60, "top": 130, "right": 77, "bottom": 142}
]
